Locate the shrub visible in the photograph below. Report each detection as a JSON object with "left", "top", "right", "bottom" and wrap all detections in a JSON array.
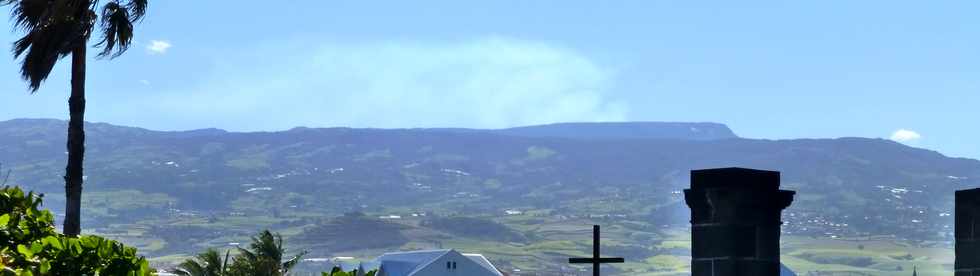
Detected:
[
  {"left": 0, "top": 186, "right": 152, "bottom": 275},
  {"left": 322, "top": 266, "right": 377, "bottom": 276}
]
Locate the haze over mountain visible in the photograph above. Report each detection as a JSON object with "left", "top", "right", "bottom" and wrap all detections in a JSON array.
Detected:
[{"left": 418, "top": 122, "right": 737, "bottom": 141}]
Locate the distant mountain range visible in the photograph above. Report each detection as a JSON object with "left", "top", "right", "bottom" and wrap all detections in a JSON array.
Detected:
[{"left": 0, "top": 118, "right": 977, "bottom": 250}]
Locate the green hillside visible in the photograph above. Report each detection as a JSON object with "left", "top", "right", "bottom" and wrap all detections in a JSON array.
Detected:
[{"left": 0, "top": 119, "right": 975, "bottom": 274}]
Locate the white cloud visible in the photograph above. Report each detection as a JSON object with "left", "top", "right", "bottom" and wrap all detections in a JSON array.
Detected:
[
  {"left": 139, "top": 37, "right": 627, "bottom": 130},
  {"left": 890, "top": 129, "right": 922, "bottom": 142},
  {"left": 139, "top": 80, "right": 150, "bottom": 86},
  {"left": 146, "top": 40, "right": 172, "bottom": 54}
]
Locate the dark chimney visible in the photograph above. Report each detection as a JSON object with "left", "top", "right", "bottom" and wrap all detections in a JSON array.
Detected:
[
  {"left": 684, "top": 168, "right": 795, "bottom": 276},
  {"left": 956, "top": 188, "right": 980, "bottom": 276}
]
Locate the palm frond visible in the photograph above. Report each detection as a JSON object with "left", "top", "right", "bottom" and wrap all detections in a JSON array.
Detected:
[
  {"left": 199, "top": 249, "right": 226, "bottom": 275},
  {"left": 124, "top": 0, "right": 145, "bottom": 21},
  {"left": 236, "top": 245, "right": 258, "bottom": 263},
  {"left": 47, "top": 0, "right": 93, "bottom": 29},
  {"left": 281, "top": 250, "right": 308, "bottom": 274},
  {"left": 175, "top": 258, "right": 206, "bottom": 276},
  {"left": 2, "top": 0, "right": 49, "bottom": 31},
  {"left": 249, "top": 230, "right": 284, "bottom": 261},
  {"left": 222, "top": 249, "right": 231, "bottom": 275},
  {"left": 5, "top": 0, "right": 94, "bottom": 91},
  {"left": 13, "top": 20, "right": 86, "bottom": 91},
  {"left": 95, "top": 1, "right": 132, "bottom": 58}
]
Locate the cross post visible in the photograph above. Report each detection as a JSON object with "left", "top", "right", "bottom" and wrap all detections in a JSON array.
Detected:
[{"left": 568, "top": 225, "right": 624, "bottom": 276}]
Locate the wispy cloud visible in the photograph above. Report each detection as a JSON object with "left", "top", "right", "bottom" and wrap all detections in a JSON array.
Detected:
[
  {"left": 140, "top": 37, "right": 626, "bottom": 130},
  {"left": 146, "top": 40, "right": 172, "bottom": 54},
  {"left": 890, "top": 129, "right": 922, "bottom": 142}
]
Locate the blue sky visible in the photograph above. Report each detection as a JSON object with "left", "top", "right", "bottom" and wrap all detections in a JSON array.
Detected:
[{"left": 0, "top": 1, "right": 977, "bottom": 159}]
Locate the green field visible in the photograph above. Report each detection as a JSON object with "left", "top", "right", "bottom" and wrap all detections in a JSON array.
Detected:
[
  {"left": 62, "top": 189, "right": 956, "bottom": 275},
  {"left": 88, "top": 204, "right": 952, "bottom": 275}
]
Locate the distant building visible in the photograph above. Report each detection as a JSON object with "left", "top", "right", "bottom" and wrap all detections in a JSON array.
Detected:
[{"left": 374, "top": 249, "right": 503, "bottom": 276}]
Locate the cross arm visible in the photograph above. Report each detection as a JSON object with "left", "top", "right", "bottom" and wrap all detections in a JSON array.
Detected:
[
  {"left": 597, "top": 258, "right": 625, "bottom": 263},
  {"left": 568, "top": 257, "right": 625, "bottom": 264}
]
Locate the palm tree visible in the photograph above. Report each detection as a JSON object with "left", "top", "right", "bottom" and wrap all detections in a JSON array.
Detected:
[
  {"left": 174, "top": 248, "right": 231, "bottom": 276},
  {"left": 0, "top": 0, "right": 147, "bottom": 236},
  {"left": 229, "top": 230, "right": 307, "bottom": 276}
]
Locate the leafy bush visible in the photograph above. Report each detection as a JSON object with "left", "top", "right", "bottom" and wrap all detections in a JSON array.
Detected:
[
  {"left": 322, "top": 266, "right": 377, "bottom": 276},
  {"left": 0, "top": 186, "right": 152, "bottom": 275}
]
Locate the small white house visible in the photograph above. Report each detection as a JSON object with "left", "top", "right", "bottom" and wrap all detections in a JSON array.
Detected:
[{"left": 374, "top": 249, "right": 503, "bottom": 276}]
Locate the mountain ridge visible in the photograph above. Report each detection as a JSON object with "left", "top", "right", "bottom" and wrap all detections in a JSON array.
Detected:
[
  {"left": 3, "top": 118, "right": 970, "bottom": 162},
  {"left": 2, "top": 119, "right": 738, "bottom": 141}
]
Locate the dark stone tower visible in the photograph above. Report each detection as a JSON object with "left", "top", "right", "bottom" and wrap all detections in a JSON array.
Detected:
[
  {"left": 956, "top": 188, "right": 980, "bottom": 276},
  {"left": 684, "top": 168, "right": 795, "bottom": 276}
]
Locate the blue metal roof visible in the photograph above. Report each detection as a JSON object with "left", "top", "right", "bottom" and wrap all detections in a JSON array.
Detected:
[
  {"left": 375, "top": 249, "right": 453, "bottom": 276},
  {"left": 781, "top": 263, "right": 797, "bottom": 276}
]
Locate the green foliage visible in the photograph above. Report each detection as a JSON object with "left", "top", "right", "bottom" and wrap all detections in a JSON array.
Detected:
[
  {"left": 180, "top": 230, "right": 305, "bottom": 276},
  {"left": 178, "top": 230, "right": 380, "bottom": 276},
  {"left": 227, "top": 230, "right": 306, "bottom": 276},
  {"left": 322, "top": 267, "right": 377, "bottom": 276},
  {"left": 174, "top": 248, "right": 230, "bottom": 276},
  {"left": 0, "top": 186, "right": 152, "bottom": 275}
]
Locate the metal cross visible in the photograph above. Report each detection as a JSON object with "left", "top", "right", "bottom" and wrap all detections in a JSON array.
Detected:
[{"left": 568, "top": 225, "right": 625, "bottom": 276}]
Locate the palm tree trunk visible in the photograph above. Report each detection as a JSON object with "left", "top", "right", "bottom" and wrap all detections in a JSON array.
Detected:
[{"left": 63, "top": 43, "right": 86, "bottom": 237}]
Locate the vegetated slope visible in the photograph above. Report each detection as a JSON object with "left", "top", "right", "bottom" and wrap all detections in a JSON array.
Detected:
[
  {"left": 294, "top": 213, "right": 409, "bottom": 252},
  {"left": 422, "top": 216, "right": 528, "bottom": 243},
  {"left": 1, "top": 118, "right": 978, "bottom": 242}
]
